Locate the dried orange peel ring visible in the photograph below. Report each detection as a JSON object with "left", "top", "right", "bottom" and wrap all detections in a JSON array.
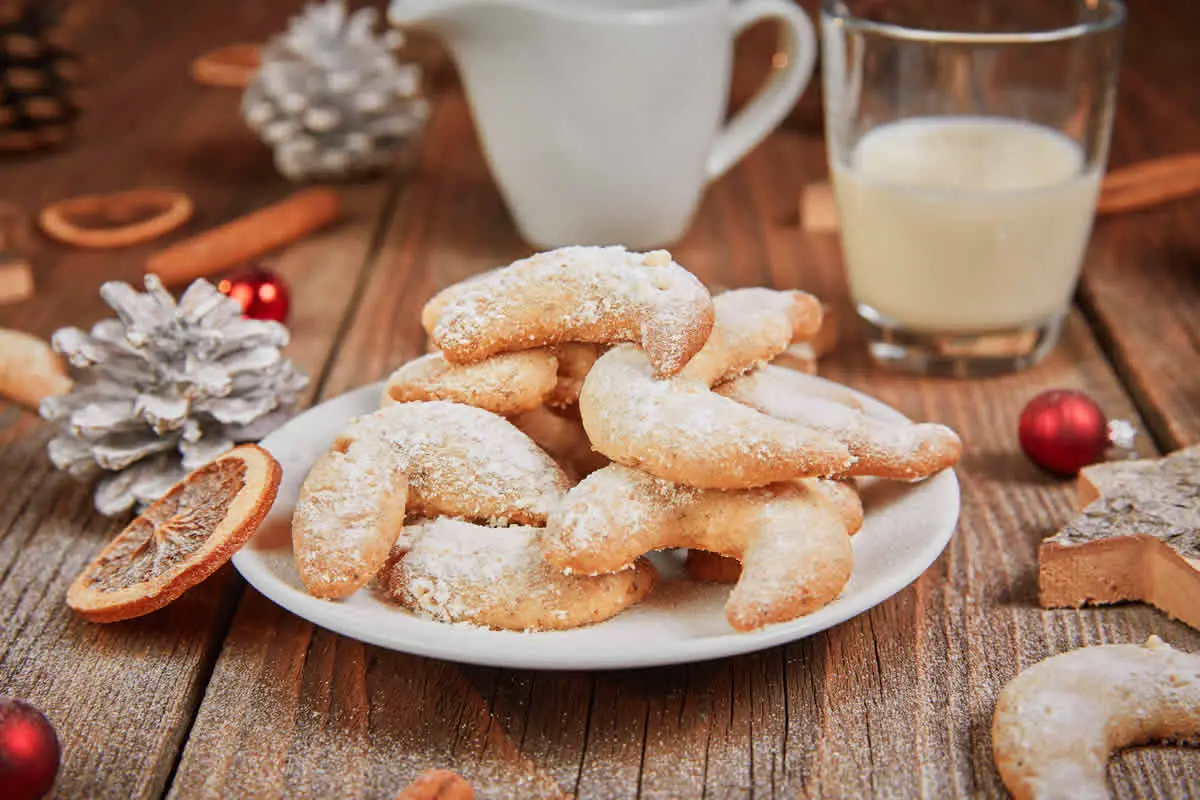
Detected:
[
  {"left": 67, "top": 444, "right": 281, "bottom": 623},
  {"left": 191, "top": 43, "right": 262, "bottom": 89},
  {"left": 39, "top": 189, "right": 194, "bottom": 249}
]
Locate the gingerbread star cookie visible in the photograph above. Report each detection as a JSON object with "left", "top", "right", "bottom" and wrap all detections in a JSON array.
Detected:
[{"left": 1038, "top": 444, "right": 1200, "bottom": 630}]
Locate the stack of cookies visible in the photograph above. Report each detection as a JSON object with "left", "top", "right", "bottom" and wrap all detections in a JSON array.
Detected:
[{"left": 291, "top": 246, "right": 962, "bottom": 632}]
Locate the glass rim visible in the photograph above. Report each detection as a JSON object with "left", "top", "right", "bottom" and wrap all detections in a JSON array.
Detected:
[{"left": 821, "top": 0, "right": 1126, "bottom": 45}]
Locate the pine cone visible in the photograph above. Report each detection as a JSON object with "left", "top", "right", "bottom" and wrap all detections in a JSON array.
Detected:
[
  {"left": 40, "top": 275, "right": 308, "bottom": 516},
  {"left": 0, "top": 0, "right": 80, "bottom": 153},
  {"left": 242, "top": 0, "right": 429, "bottom": 182}
]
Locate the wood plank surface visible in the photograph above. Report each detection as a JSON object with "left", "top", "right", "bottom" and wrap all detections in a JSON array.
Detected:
[
  {"left": 172, "top": 73, "right": 1199, "bottom": 800},
  {"left": 168, "top": 86, "right": 568, "bottom": 799},
  {"left": 0, "top": 2, "right": 393, "bottom": 798},
  {"left": 1, "top": 1, "right": 1198, "bottom": 799},
  {"left": 1077, "top": 0, "right": 1200, "bottom": 451}
]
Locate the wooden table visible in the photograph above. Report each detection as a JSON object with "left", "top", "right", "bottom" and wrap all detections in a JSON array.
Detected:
[{"left": 2, "top": 2, "right": 1198, "bottom": 797}]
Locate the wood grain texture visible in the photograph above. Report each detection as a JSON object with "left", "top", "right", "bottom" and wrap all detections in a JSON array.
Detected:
[
  {"left": 220, "top": 77, "right": 1196, "bottom": 798},
  {"left": 167, "top": 592, "right": 565, "bottom": 800},
  {"left": 1078, "top": 0, "right": 1200, "bottom": 451},
  {"left": 169, "top": 84, "right": 569, "bottom": 800},
  {"left": 0, "top": 3, "right": 392, "bottom": 798},
  {"left": 2, "top": 1, "right": 1199, "bottom": 798},
  {"left": 0, "top": 0, "right": 294, "bottom": 340},
  {"left": 0, "top": 415, "right": 242, "bottom": 800}
]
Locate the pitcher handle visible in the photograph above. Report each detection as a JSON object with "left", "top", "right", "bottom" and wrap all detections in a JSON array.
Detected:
[{"left": 706, "top": 0, "right": 817, "bottom": 181}]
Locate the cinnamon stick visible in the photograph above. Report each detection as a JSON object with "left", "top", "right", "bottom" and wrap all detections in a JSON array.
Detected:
[
  {"left": 1097, "top": 152, "right": 1200, "bottom": 215},
  {"left": 146, "top": 187, "right": 342, "bottom": 285}
]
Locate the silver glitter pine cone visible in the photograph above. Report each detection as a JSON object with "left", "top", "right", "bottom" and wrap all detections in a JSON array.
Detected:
[
  {"left": 242, "top": 0, "right": 428, "bottom": 182},
  {"left": 40, "top": 275, "right": 308, "bottom": 516}
]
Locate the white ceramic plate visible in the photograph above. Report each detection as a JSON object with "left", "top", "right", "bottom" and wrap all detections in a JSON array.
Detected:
[{"left": 233, "top": 381, "right": 960, "bottom": 671}]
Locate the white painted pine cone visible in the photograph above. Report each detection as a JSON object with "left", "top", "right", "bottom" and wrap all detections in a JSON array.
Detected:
[
  {"left": 40, "top": 275, "right": 307, "bottom": 515},
  {"left": 242, "top": 0, "right": 428, "bottom": 182}
]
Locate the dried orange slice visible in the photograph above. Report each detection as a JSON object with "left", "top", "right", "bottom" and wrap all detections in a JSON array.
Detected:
[
  {"left": 67, "top": 444, "right": 281, "bottom": 622},
  {"left": 39, "top": 188, "right": 194, "bottom": 249}
]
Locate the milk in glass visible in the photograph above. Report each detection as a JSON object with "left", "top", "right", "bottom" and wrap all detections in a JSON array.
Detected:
[{"left": 832, "top": 116, "right": 1101, "bottom": 332}]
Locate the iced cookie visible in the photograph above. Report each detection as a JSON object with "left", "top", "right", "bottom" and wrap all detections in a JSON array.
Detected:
[{"left": 1039, "top": 444, "right": 1200, "bottom": 630}]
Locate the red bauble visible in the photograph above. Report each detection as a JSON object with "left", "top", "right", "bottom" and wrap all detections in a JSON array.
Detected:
[
  {"left": 0, "top": 696, "right": 60, "bottom": 800},
  {"left": 1018, "top": 390, "right": 1111, "bottom": 477},
  {"left": 218, "top": 269, "right": 291, "bottom": 323}
]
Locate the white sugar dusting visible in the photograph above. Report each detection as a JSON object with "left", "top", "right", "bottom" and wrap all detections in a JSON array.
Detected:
[
  {"left": 384, "top": 516, "right": 653, "bottom": 630},
  {"left": 718, "top": 367, "right": 961, "bottom": 478},
  {"left": 551, "top": 464, "right": 698, "bottom": 561},
  {"left": 292, "top": 401, "right": 570, "bottom": 592},
  {"left": 365, "top": 401, "right": 569, "bottom": 522},
  {"left": 396, "top": 518, "right": 538, "bottom": 622},
  {"left": 430, "top": 246, "right": 712, "bottom": 374},
  {"left": 579, "top": 345, "right": 854, "bottom": 486},
  {"left": 292, "top": 434, "right": 407, "bottom": 588}
]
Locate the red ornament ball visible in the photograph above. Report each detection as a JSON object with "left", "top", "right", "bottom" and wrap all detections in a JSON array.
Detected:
[
  {"left": 1018, "top": 389, "right": 1110, "bottom": 477},
  {"left": 218, "top": 269, "right": 291, "bottom": 323},
  {"left": 0, "top": 696, "right": 60, "bottom": 800}
]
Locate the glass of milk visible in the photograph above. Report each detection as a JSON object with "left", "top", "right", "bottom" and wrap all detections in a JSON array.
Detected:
[{"left": 822, "top": 0, "right": 1125, "bottom": 376}]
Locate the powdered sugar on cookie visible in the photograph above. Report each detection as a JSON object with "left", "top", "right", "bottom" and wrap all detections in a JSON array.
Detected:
[
  {"left": 717, "top": 365, "right": 962, "bottom": 481},
  {"left": 992, "top": 636, "right": 1200, "bottom": 800},
  {"left": 579, "top": 289, "right": 856, "bottom": 488},
  {"left": 292, "top": 401, "right": 569, "bottom": 599},
  {"left": 293, "top": 435, "right": 409, "bottom": 599},
  {"left": 545, "top": 465, "right": 856, "bottom": 630},
  {"left": 381, "top": 350, "right": 558, "bottom": 415},
  {"left": 427, "top": 246, "right": 714, "bottom": 377},
  {"left": 382, "top": 516, "right": 657, "bottom": 631},
  {"left": 291, "top": 249, "right": 962, "bottom": 636},
  {"left": 581, "top": 344, "right": 854, "bottom": 488},
  {"left": 354, "top": 401, "right": 570, "bottom": 524}
]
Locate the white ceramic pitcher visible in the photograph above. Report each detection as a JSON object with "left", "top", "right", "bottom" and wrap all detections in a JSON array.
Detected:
[{"left": 389, "top": 0, "right": 816, "bottom": 248}]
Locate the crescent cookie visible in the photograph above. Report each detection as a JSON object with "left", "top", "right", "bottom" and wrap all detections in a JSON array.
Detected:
[
  {"left": 676, "top": 287, "right": 822, "bottom": 384},
  {"left": 425, "top": 246, "right": 715, "bottom": 378},
  {"left": 580, "top": 289, "right": 854, "bottom": 489},
  {"left": 684, "top": 479, "right": 863, "bottom": 584},
  {"left": 293, "top": 401, "right": 570, "bottom": 599},
  {"left": 380, "top": 350, "right": 558, "bottom": 415},
  {"left": 544, "top": 464, "right": 855, "bottom": 631},
  {"left": 547, "top": 342, "right": 602, "bottom": 408},
  {"left": 739, "top": 362, "right": 864, "bottom": 409},
  {"left": 992, "top": 636, "right": 1200, "bottom": 800},
  {"left": 381, "top": 517, "right": 657, "bottom": 631},
  {"left": 420, "top": 267, "right": 499, "bottom": 336},
  {"left": 293, "top": 434, "right": 409, "bottom": 601},
  {"left": 717, "top": 365, "right": 962, "bottom": 481},
  {"left": 510, "top": 406, "right": 608, "bottom": 482}
]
